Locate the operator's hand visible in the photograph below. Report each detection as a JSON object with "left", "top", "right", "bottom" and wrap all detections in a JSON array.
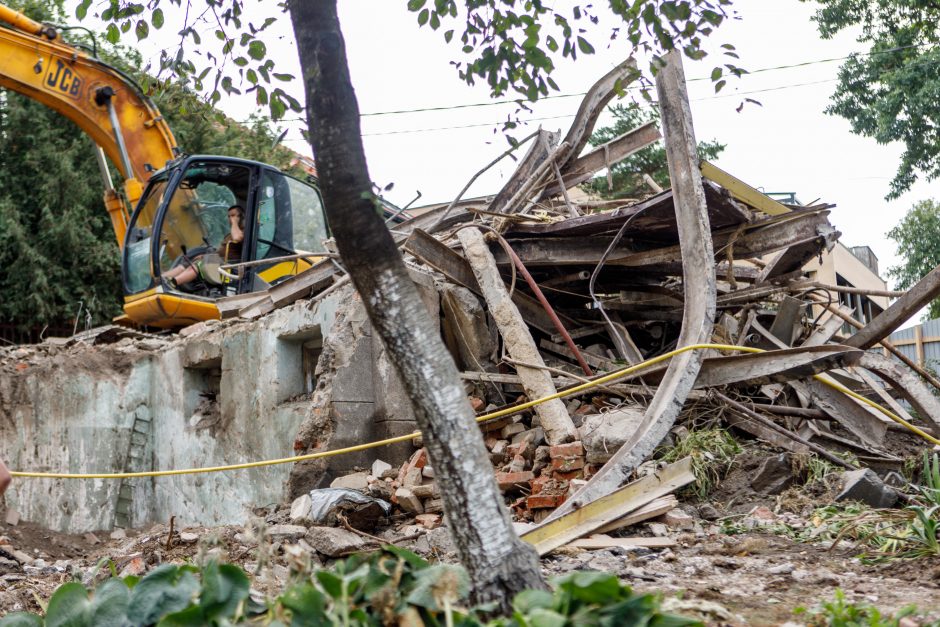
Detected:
[{"left": 0, "top": 459, "right": 10, "bottom": 495}]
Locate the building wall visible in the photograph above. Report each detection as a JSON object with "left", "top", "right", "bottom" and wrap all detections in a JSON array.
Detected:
[
  {"left": 0, "top": 286, "right": 422, "bottom": 533},
  {"left": 803, "top": 242, "right": 889, "bottom": 310}
]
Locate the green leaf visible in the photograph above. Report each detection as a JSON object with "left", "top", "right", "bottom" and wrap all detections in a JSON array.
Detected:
[
  {"left": 75, "top": 0, "right": 92, "bottom": 21},
  {"left": 279, "top": 583, "right": 327, "bottom": 624},
  {"left": 247, "top": 40, "right": 267, "bottom": 60},
  {"left": 105, "top": 23, "right": 120, "bottom": 44},
  {"left": 127, "top": 565, "right": 199, "bottom": 625},
  {"left": 407, "top": 0, "right": 426, "bottom": 10},
  {"left": 89, "top": 579, "right": 131, "bottom": 627},
  {"left": 234, "top": 57, "right": 249, "bottom": 67},
  {"left": 512, "top": 589, "right": 554, "bottom": 614},
  {"left": 152, "top": 8, "right": 164, "bottom": 29},
  {"left": 200, "top": 563, "right": 249, "bottom": 620},
  {"left": 555, "top": 571, "right": 622, "bottom": 604},
  {"left": 576, "top": 36, "right": 594, "bottom": 54},
  {"left": 45, "top": 582, "right": 91, "bottom": 627},
  {"left": 406, "top": 564, "right": 469, "bottom": 612},
  {"left": 156, "top": 606, "right": 205, "bottom": 627},
  {"left": 418, "top": 8, "right": 430, "bottom": 25},
  {"left": 444, "top": 29, "right": 454, "bottom": 43},
  {"left": 0, "top": 614, "right": 43, "bottom": 627},
  {"left": 273, "top": 73, "right": 294, "bottom": 82},
  {"left": 383, "top": 545, "right": 428, "bottom": 570},
  {"left": 527, "top": 608, "right": 567, "bottom": 627},
  {"left": 135, "top": 20, "right": 149, "bottom": 41}
]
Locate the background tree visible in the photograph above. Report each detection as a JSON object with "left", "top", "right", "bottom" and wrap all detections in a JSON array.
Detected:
[
  {"left": 887, "top": 199, "right": 940, "bottom": 320},
  {"left": 804, "top": 0, "right": 940, "bottom": 199},
  {"left": 584, "top": 102, "right": 724, "bottom": 199},
  {"left": 0, "top": 0, "right": 303, "bottom": 333}
]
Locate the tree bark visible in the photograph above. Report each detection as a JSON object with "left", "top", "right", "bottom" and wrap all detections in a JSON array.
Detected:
[{"left": 288, "top": 0, "right": 545, "bottom": 608}]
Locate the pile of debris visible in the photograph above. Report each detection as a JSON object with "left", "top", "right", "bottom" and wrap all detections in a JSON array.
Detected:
[{"left": 222, "top": 56, "right": 939, "bottom": 546}]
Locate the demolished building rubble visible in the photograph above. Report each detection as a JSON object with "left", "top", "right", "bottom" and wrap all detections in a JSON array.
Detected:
[{"left": 2, "top": 53, "right": 940, "bottom": 559}]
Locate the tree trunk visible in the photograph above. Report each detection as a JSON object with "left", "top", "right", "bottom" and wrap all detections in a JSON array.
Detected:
[{"left": 288, "top": 0, "right": 546, "bottom": 608}]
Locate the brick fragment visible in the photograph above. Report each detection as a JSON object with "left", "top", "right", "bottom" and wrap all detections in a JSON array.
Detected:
[
  {"left": 549, "top": 441, "right": 584, "bottom": 458},
  {"left": 496, "top": 471, "right": 535, "bottom": 491},
  {"left": 551, "top": 456, "right": 585, "bottom": 472},
  {"left": 395, "top": 488, "right": 424, "bottom": 514},
  {"left": 527, "top": 494, "right": 566, "bottom": 509}
]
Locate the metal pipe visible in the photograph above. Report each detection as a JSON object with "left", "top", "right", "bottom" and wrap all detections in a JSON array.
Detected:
[
  {"left": 103, "top": 95, "right": 135, "bottom": 179},
  {"left": 93, "top": 146, "right": 114, "bottom": 192},
  {"left": 502, "top": 241, "right": 594, "bottom": 377}
]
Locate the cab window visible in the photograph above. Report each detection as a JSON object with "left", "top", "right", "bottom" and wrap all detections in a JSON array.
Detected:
[
  {"left": 124, "top": 177, "right": 168, "bottom": 294},
  {"left": 157, "top": 162, "right": 251, "bottom": 274},
  {"left": 254, "top": 172, "right": 327, "bottom": 260}
]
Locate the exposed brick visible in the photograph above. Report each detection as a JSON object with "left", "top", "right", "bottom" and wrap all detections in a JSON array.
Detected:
[
  {"left": 496, "top": 471, "right": 535, "bottom": 491},
  {"left": 549, "top": 441, "right": 584, "bottom": 459},
  {"left": 527, "top": 494, "right": 566, "bottom": 509},
  {"left": 529, "top": 475, "right": 554, "bottom": 494},
  {"left": 551, "top": 456, "right": 585, "bottom": 472},
  {"left": 409, "top": 448, "right": 428, "bottom": 470},
  {"left": 552, "top": 469, "right": 584, "bottom": 482},
  {"left": 469, "top": 396, "right": 485, "bottom": 411}
]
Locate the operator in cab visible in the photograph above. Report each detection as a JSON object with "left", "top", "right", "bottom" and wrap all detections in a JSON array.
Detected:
[{"left": 164, "top": 205, "right": 244, "bottom": 289}]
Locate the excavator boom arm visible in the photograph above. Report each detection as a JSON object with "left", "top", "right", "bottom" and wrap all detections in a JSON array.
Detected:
[{"left": 0, "top": 7, "right": 177, "bottom": 245}]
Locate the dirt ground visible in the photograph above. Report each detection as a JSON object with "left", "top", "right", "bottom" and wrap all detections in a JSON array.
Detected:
[{"left": 2, "top": 506, "right": 938, "bottom": 625}]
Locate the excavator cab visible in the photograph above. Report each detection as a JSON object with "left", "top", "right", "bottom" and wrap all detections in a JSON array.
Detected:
[{"left": 121, "top": 155, "right": 329, "bottom": 327}]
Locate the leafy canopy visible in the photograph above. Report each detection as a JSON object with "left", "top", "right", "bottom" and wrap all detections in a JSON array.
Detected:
[
  {"left": 804, "top": 0, "right": 940, "bottom": 199},
  {"left": 79, "top": 0, "right": 744, "bottom": 123},
  {"left": 887, "top": 198, "right": 940, "bottom": 320},
  {"left": 585, "top": 103, "right": 725, "bottom": 199}
]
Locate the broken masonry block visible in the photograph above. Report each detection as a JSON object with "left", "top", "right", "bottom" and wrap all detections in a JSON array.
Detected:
[
  {"left": 835, "top": 468, "right": 899, "bottom": 509},
  {"left": 750, "top": 453, "right": 795, "bottom": 495},
  {"left": 527, "top": 493, "right": 566, "bottom": 509},
  {"left": 415, "top": 513, "right": 442, "bottom": 529},
  {"left": 329, "top": 471, "right": 370, "bottom": 492},
  {"left": 496, "top": 470, "right": 536, "bottom": 491},
  {"left": 395, "top": 487, "right": 424, "bottom": 515},
  {"left": 549, "top": 441, "right": 584, "bottom": 459},
  {"left": 371, "top": 459, "right": 392, "bottom": 478},
  {"left": 290, "top": 494, "right": 314, "bottom": 525},
  {"left": 306, "top": 526, "right": 369, "bottom": 558}
]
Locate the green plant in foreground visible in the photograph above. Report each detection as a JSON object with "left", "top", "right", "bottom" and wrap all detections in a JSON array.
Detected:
[
  {"left": 794, "top": 589, "right": 928, "bottom": 627},
  {"left": 661, "top": 429, "right": 740, "bottom": 500},
  {"left": 0, "top": 547, "right": 700, "bottom": 626}
]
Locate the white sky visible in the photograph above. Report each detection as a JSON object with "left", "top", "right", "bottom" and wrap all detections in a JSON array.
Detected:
[{"left": 132, "top": 0, "right": 940, "bottom": 293}]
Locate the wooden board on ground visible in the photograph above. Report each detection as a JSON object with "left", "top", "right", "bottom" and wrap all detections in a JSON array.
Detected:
[{"left": 566, "top": 535, "right": 676, "bottom": 550}]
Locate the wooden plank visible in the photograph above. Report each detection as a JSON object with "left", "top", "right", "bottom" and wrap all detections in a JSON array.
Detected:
[
  {"left": 802, "top": 304, "right": 854, "bottom": 347},
  {"left": 549, "top": 51, "right": 716, "bottom": 520},
  {"left": 458, "top": 226, "right": 577, "bottom": 445},
  {"left": 496, "top": 208, "right": 833, "bottom": 268},
  {"left": 488, "top": 129, "right": 560, "bottom": 215},
  {"left": 859, "top": 352, "right": 940, "bottom": 431},
  {"left": 216, "top": 292, "right": 267, "bottom": 319},
  {"left": 404, "top": 229, "right": 480, "bottom": 292},
  {"left": 700, "top": 160, "right": 791, "bottom": 216},
  {"left": 537, "top": 122, "right": 661, "bottom": 198},
  {"left": 520, "top": 457, "right": 695, "bottom": 556},
  {"left": 555, "top": 58, "right": 639, "bottom": 172},
  {"left": 594, "top": 495, "right": 678, "bottom": 534},
  {"left": 846, "top": 263, "right": 940, "bottom": 350},
  {"left": 725, "top": 409, "right": 811, "bottom": 455},
  {"left": 566, "top": 536, "right": 676, "bottom": 550},
  {"left": 404, "top": 228, "right": 574, "bottom": 336}
]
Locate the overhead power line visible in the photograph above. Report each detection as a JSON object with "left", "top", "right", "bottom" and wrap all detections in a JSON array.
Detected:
[{"left": 355, "top": 42, "right": 928, "bottom": 118}]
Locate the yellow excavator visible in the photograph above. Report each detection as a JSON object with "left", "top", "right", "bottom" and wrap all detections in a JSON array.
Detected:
[{"left": 0, "top": 3, "right": 332, "bottom": 327}]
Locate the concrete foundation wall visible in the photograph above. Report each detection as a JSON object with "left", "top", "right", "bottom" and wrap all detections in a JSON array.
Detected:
[{"left": 0, "top": 285, "right": 422, "bottom": 533}]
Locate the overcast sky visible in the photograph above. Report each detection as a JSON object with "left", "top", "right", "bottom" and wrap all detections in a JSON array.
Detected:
[{"left": 137, "top": 0, "right": 940, "bottom": 291}]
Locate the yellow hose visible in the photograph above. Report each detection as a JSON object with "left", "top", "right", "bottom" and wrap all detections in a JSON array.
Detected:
[{"left": 9, "top": 343, "right": 938, "bottom": 479}]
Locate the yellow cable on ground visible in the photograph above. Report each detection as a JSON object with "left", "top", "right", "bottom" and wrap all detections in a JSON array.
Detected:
[{"left": 9, "top": 343, "right": 937, "bottom": 479}]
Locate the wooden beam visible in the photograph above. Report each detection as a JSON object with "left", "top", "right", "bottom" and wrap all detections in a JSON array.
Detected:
[
  {"left": 845, "top": 264, "right": 940, "bottom": 349},
  {"left": 549, "top": 50, "right": 716, "bottom": 520},
  {"left": 537, "top": 122, "right": 661, "bottom": 198},
  {"left": 700, "top": 160, "right": 791, "bottom": 216},
  {"left": 520, "top": 457, "right": 694, "bottom": 556},
  {"left": 458, "top": 226, "right": 577, "bottom": 445},
  {"left": 859, "top": 352, "right": 940, "bottom": 431}
]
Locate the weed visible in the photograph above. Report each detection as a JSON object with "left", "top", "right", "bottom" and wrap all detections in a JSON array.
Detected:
[
  {"left": 794, "top": 589, "right": 924, "bottom": 626},
  {"left": 804, "top": 502, "right": 940, "bottom": 561},
  {"left": 660, "top": 428, "right": 740, "bottom": 500}
]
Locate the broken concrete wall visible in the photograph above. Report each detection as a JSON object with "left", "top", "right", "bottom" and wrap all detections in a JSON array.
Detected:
[{"left": 0, "top": 281, "right": 423, "bottom": 533}]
